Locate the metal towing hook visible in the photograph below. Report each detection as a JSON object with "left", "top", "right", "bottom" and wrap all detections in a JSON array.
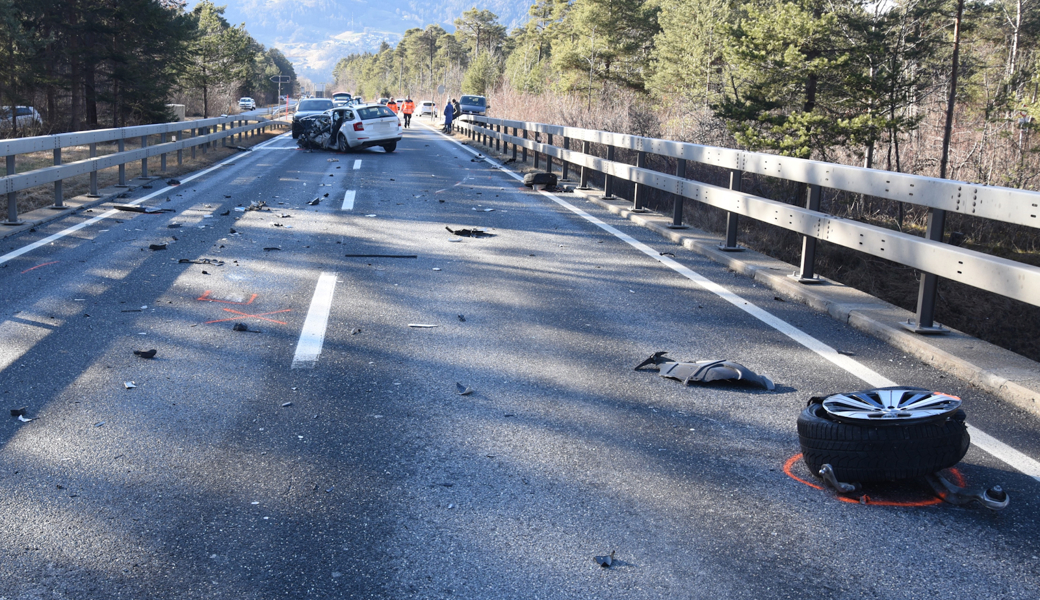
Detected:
[{"left": 924, "top": 472, "right": 1010, "bottom": 511}]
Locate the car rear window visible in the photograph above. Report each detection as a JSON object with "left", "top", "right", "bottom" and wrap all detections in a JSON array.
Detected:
[
  {"left": 297, "top": 99, "right": 333, "bottom": 111},
  {"left": 460, "top": 96, "right": 486, "bottom": 106},
  {"left": 357, "top": 106, "right": 396, "bottom": 120}
]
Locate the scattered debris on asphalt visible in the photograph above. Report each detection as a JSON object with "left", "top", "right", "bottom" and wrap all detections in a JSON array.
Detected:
[
  {"left": 595, "top": 551, "right": 616, "bottom": 568},
  {"left": 95, "top": 421, "right": 105, "bottom": 427},
  {"left": 408, "top": 324, "right": 439, "bottom": 328},
  {"left": 263, "top": 247, "right": 281, "bottom": 251},
  {"left": 282, "top": 402, "right": 293, "bottom": 407},
  {"left": 524, "top": 172, "right": 558, "bottom": 188},
  {"left": 178, "top": 258, "right": 225, "bottom": 266},
  {"left": 18, "top": 415, "right": 33, "bottom": 423},
  {"left": 471, "top": 154, "right": 486, "bottom": 162},
  {"left": 456, "top": 383, "right": 473, "bottom": 396},
  {"left": 113, "top": 204, "right": 174, "bottom": 214},
  {"left": 458, "top": 315, "right": 466, "bottom": 322},
  {"left": 219, "top": 210, "right": 230, "bottom": 216},
  {"left": 343, "top": 254, "right": 417, "bottom": 258},
  {"left": 133, "top": 349, "right": 157, "bottom": 359},
  {"left": 232, "top": 322, "right": 261, "bottom": 333},
  {"left": 124, "top": 381, "right": 136, "bottom": 389},
  {"left": 231, "top": 146, "right": 251, "bottom": 152},
  {"left": 446, "top": 226, "right": 492, "bottom": 237},
  {"left": 10, "top": 407, "right": 27, "bottom": 417},
  {"left": 245, "top": 201, "right": 268, "bottom": 212},
  {"left": 148, "top": 243, "right": 167, "bottom": 251},
  {"left": 167, "top": 223, "right": 182, "bottom": 229},
  {"left": 307, "top": 198, "right": 321, "bottom": 206},
  {"left": 166, "top": 179, "right": 181, "bottom": 186},
  {"left": 350, "top": 328, "right": 361, "bottom": 335},
  {"left": 635, "top": 351, "right": 775, "bottom": 390}
]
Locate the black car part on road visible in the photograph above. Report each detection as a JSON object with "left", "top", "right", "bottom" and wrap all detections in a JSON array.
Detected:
[{"left": 798, "top": 395, "right": 970, "bottom": 483}]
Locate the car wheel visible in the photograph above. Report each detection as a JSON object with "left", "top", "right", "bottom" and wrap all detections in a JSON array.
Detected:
[
  {"left": 338, "top": 134, "right": 349, "bottom": 152},
  {"left": 382, "top": 142, "right": 396, "bottom": 153},
  {"left": 797, "top": 400, "right": 970, "bottom": 483}
]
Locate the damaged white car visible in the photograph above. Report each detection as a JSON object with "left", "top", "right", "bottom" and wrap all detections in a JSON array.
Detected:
[{"left": 295, "top": 104, "right": 402, "bottom": 153}]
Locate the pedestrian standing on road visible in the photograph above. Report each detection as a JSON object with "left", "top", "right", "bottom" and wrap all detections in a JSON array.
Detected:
[
  {"left": 402, "top": 98, "right": 415, "bottom": 128},
  {"left": 452, "top": 99, "right": 460, "bottom": 121},
  {"left": 443, "top": 99, "right": 455, "bottom": 133}
]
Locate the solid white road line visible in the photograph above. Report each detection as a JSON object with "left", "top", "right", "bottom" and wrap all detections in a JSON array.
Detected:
[
  {"left": 342, "top": 190, "right": 356, "bottom": 211},
  {"left": 353, "top": 160, "right": 362, "bottom": 170},
  {"left": 291, "top": 272, "right": 338, "bottom": 369},
  {"left": 0, "top": 132, "right": 290, "bottom": 266},
  {"left": 417, "top": 118, "right": 1040, "bottom": 482}
]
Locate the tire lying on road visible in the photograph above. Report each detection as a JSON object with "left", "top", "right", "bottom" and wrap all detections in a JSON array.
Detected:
[{"left": 797, "top": 388, "right": 970, "bottom": 483}]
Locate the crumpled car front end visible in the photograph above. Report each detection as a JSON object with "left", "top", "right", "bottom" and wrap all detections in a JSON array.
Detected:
[{"left": 296, "top": 114, "right": 334, "bottom": 150}]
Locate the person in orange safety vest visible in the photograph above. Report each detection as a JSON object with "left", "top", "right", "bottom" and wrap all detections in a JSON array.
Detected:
[
  {"left": 401, "top": 98, "right": 415, "bottom": 128},
  {"left": 386, "top": 99, "right": 398, "bottom": 114}
]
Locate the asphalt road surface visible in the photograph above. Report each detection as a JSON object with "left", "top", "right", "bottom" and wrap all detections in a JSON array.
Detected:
[{"left": 2, "top": 116, "right": 1040, "bottom": 599}]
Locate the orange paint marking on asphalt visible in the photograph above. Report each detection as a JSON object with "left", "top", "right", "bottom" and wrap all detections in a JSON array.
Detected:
[
  {"left": 205, "top": 307, "right": 291, "bottom": 325},
  {"left": 783, "top": 453, "right": 966, "bottom": 508},
  {"left": 197, "top": 290, "right": 258, "bottom": 305},
  {"left": 21, "top": 261, "right": 59, "bottom": 274}
]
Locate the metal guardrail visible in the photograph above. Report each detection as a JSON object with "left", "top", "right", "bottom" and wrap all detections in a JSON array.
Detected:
[
  {"left": 456, "top": 115, "right": 1040, "bottom": 333},
  {"left": 2, "top": 115, "right": 288, "bottom": 225}
]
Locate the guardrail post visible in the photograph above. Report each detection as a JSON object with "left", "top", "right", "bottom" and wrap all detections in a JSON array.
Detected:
[
  {"left": 191, "top": 128, "right": 196, "bottom": 159},
  {"left": 511, "top": 127, "right": 517, "bottom": 161},
  {"left": 202, "top": 127, "right": 207, "bottom": 154},
  {"left": 546, "top": 134, "right": 553, "bottom": 174},
  {"left": 522, "top": 130, "right": 528, "bottom": 163},
  {"left": 52, "top": 148, "right": 64, "bottom": 208},
  {"left": 496, "top": 124, "right": 501, "bottom": 152},
  {"left": 534, "top": 133, "right": 540, "bottom": 169},
  {"left": 793, "top": 184, "right": 822, "bottom": 282},
  {"left": 88, "top": 143, "right": 99, "bottom": 197},
  {"left": 176, "top": 131, "right": 183, "bottom": 166},
  {"left": 904, "top": 208, "right": 949, "bottom": 333},
  {"left": 579, "top": 141, "right": 591, "bottom": 189},
  {"left": 4, "top": 155, "right": 19, "bottom": 225},
  {"left": 221, "top": 122, "right": 227, "bottom": 147},
  {"left": 160, "top": 133, "right": 167, "bottom": 172},
  {"left": 719, "top": 169, "right": 743, "bottom": 251},
  {"left": 562, "top": 138, "right": 570, "bottom": 180},
  {"left": 117, "top": 139, "right": 127, "bottom": 186},
  {"left": 604, "top": 145, "right": 616, "bottom": 199},
  {"left": 140, "top": 135, "right": 148, "bottom": 178},
  {"left": 632, "top": 151, "right": 647, "bottom": 212},
  {"left": 669, "top": 158, "right": 688, "bottom": 229}
]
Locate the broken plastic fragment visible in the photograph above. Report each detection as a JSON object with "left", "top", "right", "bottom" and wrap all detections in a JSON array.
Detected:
[
  {"left": 595, "top": 551, "right": 616, "bottom": 568},
  {"left": 10, "top": 407, "right": 27, "bottom": 417},
  {"left": 149, "top": 243, "right": 167, "bottom": 251},
  {"left": 167, "top": 179, "right": 181, "bottom": 186},
  {"left": 124, "top": 381, "right": 136, "bottom": 389},
  {"left": 634, "top": 352, "right": 775, "bottom": 390},
  {"left": 445, "top": 226, "right": 491, "bottom": 237},
  {"left": 282, "top": 402, "right": 293, "bottom": 407},
  {"left": 18, "top": 415, "right": 33, "bottom": 423},
  {"left": 133, "top": 349, "right": 157, "bottom": 359},
  {"left": 456, "top": 383, "right": 473, "bottom": 396},
  {"left": 232, "top": 322, "right": 261, "bottom": 333},
  {"left": 408, "top": 324, "right": 439, "bottom": 328}
]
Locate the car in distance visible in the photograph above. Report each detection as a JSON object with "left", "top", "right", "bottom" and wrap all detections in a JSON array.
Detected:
[
  {"left": 291, "top": 97, "right": 335, "bottom": 138},
  {"left": 238, "top": 97, "right": 256, "bottom": 111},
  {"left": 417, "top": 100, "right": 437, "bottom": 118},
  {"left": 331, "top": 92, "right": 352, "bottom": 107},
  {"left": 0, "top": 106, "right": 42, "bottom": 131},
  {"left": 295, "top": 103, "right": 402, "bottom": 153},
  {"left": 459, "top": 95, "right": 488, "bottom": 116}
]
